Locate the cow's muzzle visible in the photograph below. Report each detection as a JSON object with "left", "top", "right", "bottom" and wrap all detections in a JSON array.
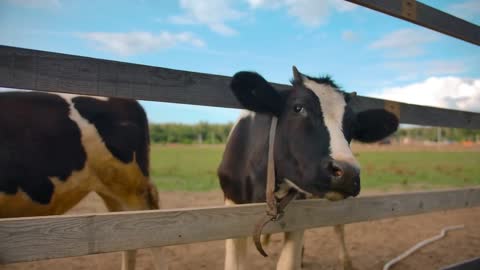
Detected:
[{"left": 327, "top": 160, "right": 361, "bottom": 197}]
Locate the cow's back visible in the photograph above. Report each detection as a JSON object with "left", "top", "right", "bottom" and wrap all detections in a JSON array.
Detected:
[{"left": 0, "top": 91, "right": 151, "bottom": 217}]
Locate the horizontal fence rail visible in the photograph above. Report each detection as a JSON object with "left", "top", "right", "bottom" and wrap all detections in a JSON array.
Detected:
[
  {"left": 346, "top": 0, "right": 480, "bottom": 46},
  {"left": 1, "top": 45, "right": 479, "bottom": 129},
  {"left": 1, "top": 188, "right": 479, "bottom": 264}
]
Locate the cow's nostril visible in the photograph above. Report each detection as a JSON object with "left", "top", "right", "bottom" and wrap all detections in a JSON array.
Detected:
[
  {"left": 332, "top": 166, "right": 343, "bottom": 177},
  {"left": 329, "top": 161, "right": 344, "bottom": 178}
]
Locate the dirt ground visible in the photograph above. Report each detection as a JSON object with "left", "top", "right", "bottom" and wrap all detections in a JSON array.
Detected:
[{"left": 3, "top": 190, "right": 480, "bottom": 270}]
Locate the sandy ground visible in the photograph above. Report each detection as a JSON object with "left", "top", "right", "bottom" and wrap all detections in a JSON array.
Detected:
[{"left": 3, "top": 189, "right": 480, "bottom": 270}]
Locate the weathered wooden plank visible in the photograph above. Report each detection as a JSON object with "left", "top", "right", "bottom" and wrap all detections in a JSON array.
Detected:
[
  {"left": 350, "top": 97, "right": 480, "bottom": 129},
  {"left": 1, "top": 188, "right": 479, "bottom": 264},
  {"left": 0, "top": 45, "right": 242, "bottom": 107},
  {"left": 1, "top": 45, "right": 479, "bottom": 129},
  {"left": 346, "top": 0, "right": 480, "bottom": 46}
]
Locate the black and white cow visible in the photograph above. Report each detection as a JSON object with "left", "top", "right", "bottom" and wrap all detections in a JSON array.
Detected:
[
  {"left": 0, "top": 91, "right": 165, "bottom": 270},
  {"left": 218, "top": 67, "right": 398, "bottom": 270}
]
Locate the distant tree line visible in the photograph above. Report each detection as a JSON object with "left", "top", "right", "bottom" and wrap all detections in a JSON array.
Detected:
[
  {"left": 392, "top": 127, "right": 480, "bottom": 142},
  {"left": 149, "top": 122, "right": 234, "bottom": 144},
  {"left": 149, "top": 124, "right": 480, "bottom": 144}
]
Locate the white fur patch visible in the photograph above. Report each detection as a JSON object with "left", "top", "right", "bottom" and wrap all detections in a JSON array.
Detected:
[
  {"left": 1, "top": 93, "right": 114, "bottom": 216},
  {"left": 56, "top": 94, "right": 112, "bottom": 192},
  {"left": 303, "top": 78, "right": 360, "bottom": 169},
  {"left": 228, "top": 110, "right": 255, "bottom": 140},
  {"left": 225, "top": 198, "right": 237, "bottom": 206},
  {"left": 53, "top": 93, "right": 109, "bottom": 101},
  {"left": 56, "top": 93, "right": 142, "bottom": 210}
]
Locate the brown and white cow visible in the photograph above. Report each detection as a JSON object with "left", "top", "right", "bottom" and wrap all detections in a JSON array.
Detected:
[
  {"left": 0, "top": 91, "right": 165, "bottom": 270},
  {"left": 218, "top": 67, "right": 399, "bottom": 270}
]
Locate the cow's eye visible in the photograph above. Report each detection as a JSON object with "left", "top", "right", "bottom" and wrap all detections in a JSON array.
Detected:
[{"left": 293, "top": 104, "right": 304, "bottom": 114}]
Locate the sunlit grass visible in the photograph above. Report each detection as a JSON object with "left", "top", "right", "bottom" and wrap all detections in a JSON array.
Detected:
[
  {"left": 358, "top": 151, "right": 480, "bottom": 191},
  {"left": 150, "top": 144, "right": 224, "bottom": 191},
  {"left": 150, "top": 144, "right": 480, "bottom": 191}
]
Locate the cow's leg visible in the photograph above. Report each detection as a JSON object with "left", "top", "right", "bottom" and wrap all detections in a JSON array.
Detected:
[
  {"left": 150, "top": 247, "right": 169, "bottom": 270},
  {"left": 96, "top": 193, "right": 140, "bottom": 270},
  {"left": 224, "top": 199, "right": 247, "bottom": 270},
  {"left": 97, "top": 192, "right": 167, "bottom": 270},
  {"left": 225, "top": 237, "right": 248, "bottom": 270},
  {"left": 301, "top": 245, "right": 305, "bottom": 268},
  {"left": 277, "top": 230, "right": 304, "bottom": 270},
  {"left": 334, "top": 224, "right": 353, "bottom": 270},
  {"left": 122, "top": 250, "right": 137, "bottom": 270}
]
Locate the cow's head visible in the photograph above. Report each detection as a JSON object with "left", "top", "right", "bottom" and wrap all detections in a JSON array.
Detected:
[{"left": 230, "top": 66, "right": 398, "bottom": 198}]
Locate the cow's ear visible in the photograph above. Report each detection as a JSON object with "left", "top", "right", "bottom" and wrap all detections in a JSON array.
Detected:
[
  {"left": 353, "top": 109, "right": 399, "bottom": 143},
  {"left": 230, "top": 71, "right": 284, "bottom": 116}
]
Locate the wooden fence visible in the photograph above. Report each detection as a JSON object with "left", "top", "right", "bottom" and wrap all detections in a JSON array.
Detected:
[
  {"left": 1, "top": 188, "right": 479, "bottom": 264},
  {"left": 1, "top": 0, "right": 479, "bottom": 265}
]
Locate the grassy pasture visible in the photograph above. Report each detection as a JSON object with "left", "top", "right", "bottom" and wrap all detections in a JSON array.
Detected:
[{"left": 150, "top": 144, "right": 480, "bottom": 191}]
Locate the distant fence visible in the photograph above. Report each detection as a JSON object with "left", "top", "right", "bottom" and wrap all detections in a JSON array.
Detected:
[{"left": 1, "top": 0, "right": 479, "bottom": 265}]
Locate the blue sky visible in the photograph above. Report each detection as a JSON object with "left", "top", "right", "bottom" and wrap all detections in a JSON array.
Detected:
[{"left": 1, "top": 0, "right": 479, "bottom": 123}]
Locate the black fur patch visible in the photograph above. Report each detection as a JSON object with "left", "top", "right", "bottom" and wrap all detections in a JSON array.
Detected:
[
  {"left": 353, "top": 109, "right": 399, "bottom": 142},
  {"left": 73, "top": 97, "right": 150, "bottom": 176},
  {"left": 291, "top": 74, "right": 341, "bottom": 90},
  {"left": 0, "top": 92, "right": 86, "bottom": 204},
  {"left": 230, "top": 71, "right": 285, "bottom": 116},
  {"left": 305, "top": 75, "right": 340, "bottom": 89}
]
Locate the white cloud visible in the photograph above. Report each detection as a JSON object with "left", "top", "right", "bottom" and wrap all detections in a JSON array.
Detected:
[
  {"left": 425, "top": 60, "right": 469, "bottom": 76},
  {"left": 384, "top": 60, "right": 468, "bottom": 81},
  {"left": 247, "top": 0, "right": 356, "bottom": 26},
  {"left": 329, "top": 0, "right": 356, "bottom": 12},
  {"left": 447, "top": 0, "right": 480, "bottom": 20},
  {"left": 370, "top": 28, "right": 439, "bottom": 58},
  {"left": 372, "top": 77, "right": 480, "bottom": 112},
  {"left": 78, "top": 31, "right": 205, "bottom": 56},
  {"left": 248, "top": 0, "right": 283, "bottom": 9},
  {"left": 167, "top": 0, "right": 355, "bottom": 35},
  {"left": 169, "top": 0, "right": 244, "bottom": 36},
  {"left": 285, "top": 0, "right": 334, "bottom": 26},
  {"left": 5, "top": 0, "right": 60, "bottom": 8}
]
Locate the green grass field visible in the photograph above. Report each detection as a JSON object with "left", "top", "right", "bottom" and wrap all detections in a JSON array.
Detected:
[
  {"left": 150, "top": 144, "right": 224, "bottom": 191},
  {"left": 150, "top": 144, "right": 480, "bottom": 191}
]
